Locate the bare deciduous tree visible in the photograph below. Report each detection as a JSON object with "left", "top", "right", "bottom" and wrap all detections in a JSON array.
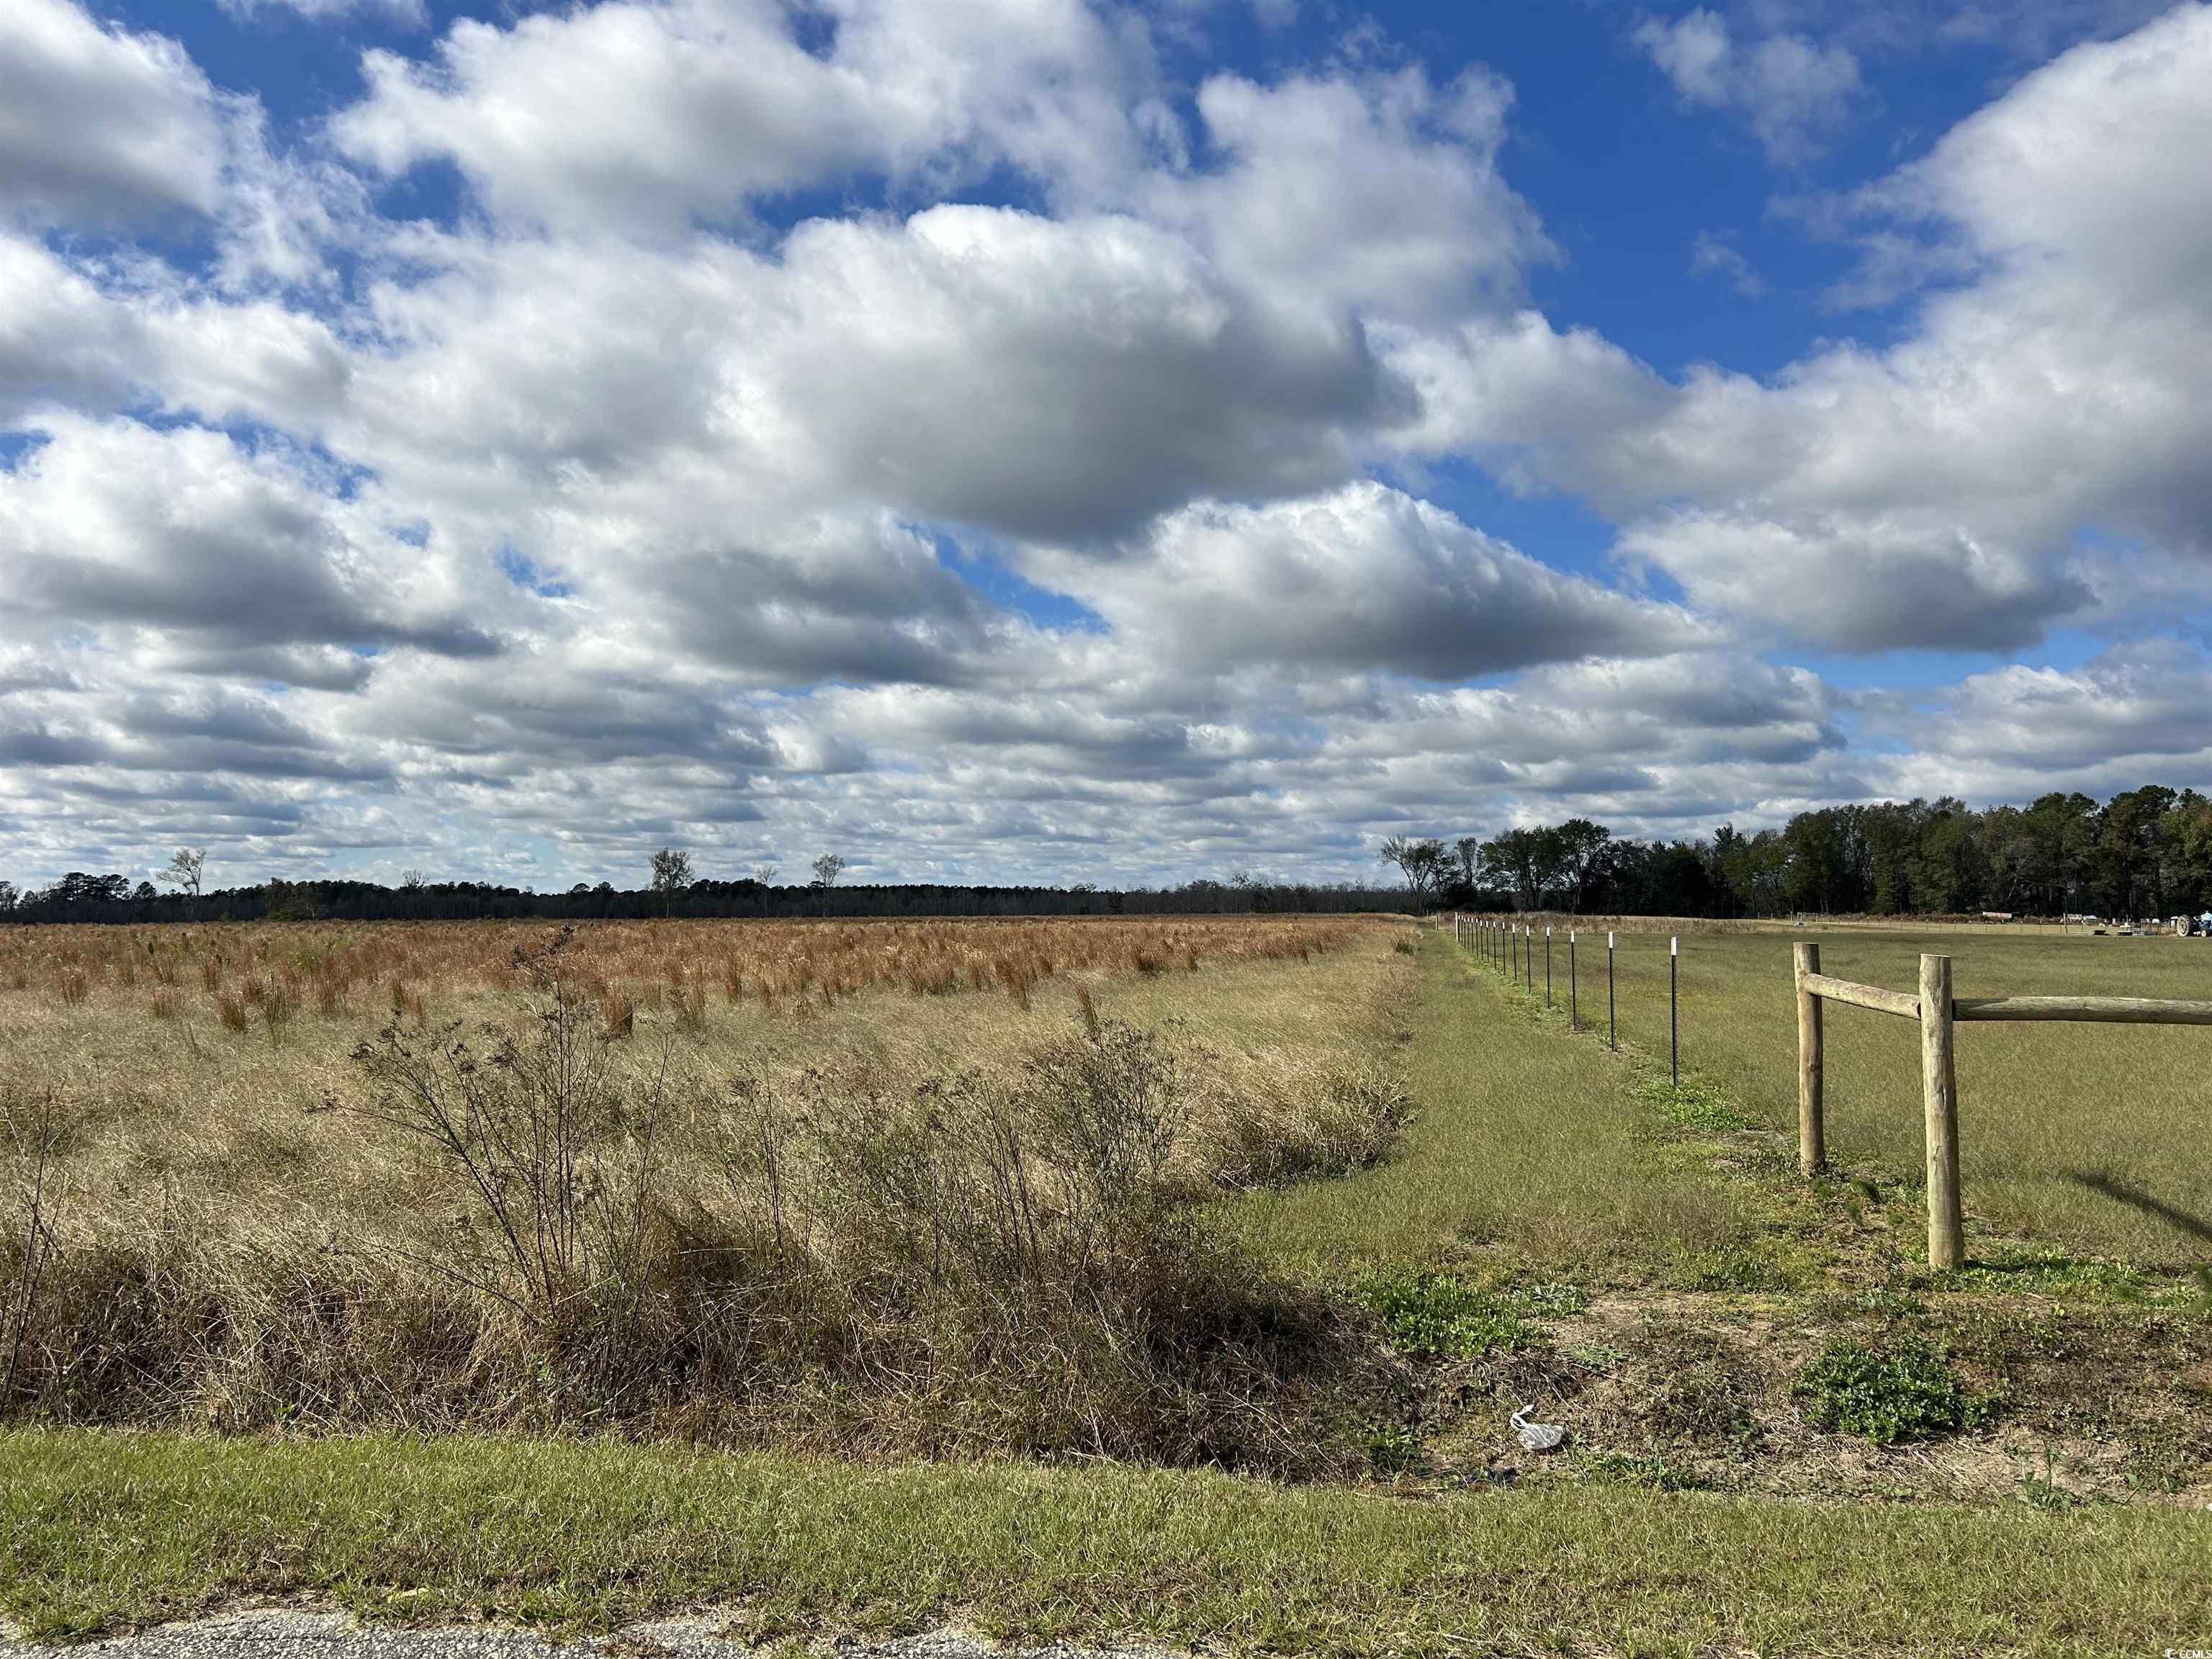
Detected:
[
  {"left": 809, "top": 852, "right": 845, "bottom": 889},
  {"left": 160, "top": 847, "right": 205, "bottom": 899},
  {"left": 1379, "top": 835, "right": 1448, "bottom": 912}
]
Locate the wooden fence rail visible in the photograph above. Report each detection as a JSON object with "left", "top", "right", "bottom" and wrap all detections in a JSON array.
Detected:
[{"left": 1792, "top": 941, "right": 2212, "bottom": 1269}]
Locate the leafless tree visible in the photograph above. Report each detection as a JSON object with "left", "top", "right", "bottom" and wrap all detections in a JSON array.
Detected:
[
  {"left": 160, "top": 847, "right": 205, "bottom": 899},
  {"left": 809, "top": 852, "right": 845, "bottom": 889},
  {"left": 1379, "top": 835, "right": 1448, "bottom": 912},
  {"left": 753, "top": 863, "right": 778, "bottom": 886}
]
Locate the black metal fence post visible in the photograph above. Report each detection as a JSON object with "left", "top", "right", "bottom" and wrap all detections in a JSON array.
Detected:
[
  {"left": 1568, "top": 930, "right": 1577, "bottom": 1028},
  {"left": 1607, "top": 930, "right": 1616, "bottom": 1051},
  {"left": 1670, "top": 935, "right": 1679, "bottom": 1087},
  {"left": 1545, "top": 925, "right": 1552, "bottom": 1007}
]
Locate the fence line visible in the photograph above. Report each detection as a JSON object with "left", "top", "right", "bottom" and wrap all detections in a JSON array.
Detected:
[
  {"left": 1453, "top": 912, "right": 1676, "bottom": 1070},
  {"left": 1793, "top": 942, "right": 2212, "bottom": 1269}
]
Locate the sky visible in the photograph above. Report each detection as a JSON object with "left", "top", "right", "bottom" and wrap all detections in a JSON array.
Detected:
[{"left": 2, "top": 0, "right": 2211, "bottom": 891}]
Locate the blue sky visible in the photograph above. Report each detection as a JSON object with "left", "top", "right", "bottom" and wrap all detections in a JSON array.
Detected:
[{"left": 2, "top": 0, "right": 2209, "bottom": 889}]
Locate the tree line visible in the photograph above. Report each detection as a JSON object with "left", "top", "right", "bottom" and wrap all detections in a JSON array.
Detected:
[
  {"left": 10, "top": 787, "right": 2212, "bottom": 925},
  {"left": 1382, "top": 787, "right": 2212, "bottom": 919},
  {"left": 0, "top": 852, "right": 1408, "bottom": 925}
]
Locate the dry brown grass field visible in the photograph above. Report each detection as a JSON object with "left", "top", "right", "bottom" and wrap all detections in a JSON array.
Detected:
[{"left": 0, "top": 915, "right": 1411, "bottom": 1467}]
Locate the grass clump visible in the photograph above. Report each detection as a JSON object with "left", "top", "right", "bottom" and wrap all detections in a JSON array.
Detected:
[
  {"left": 1792, "top": 1335, "right": 1993, "bottom": 1444},
  {"left": 1353, "top": 1267, "right": 1537, "bottom": 1359}
]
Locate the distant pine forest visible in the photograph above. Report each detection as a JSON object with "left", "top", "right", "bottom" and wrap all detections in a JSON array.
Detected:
[{"left": 6, "top": 786, "right": 2208, "bottom": 925}]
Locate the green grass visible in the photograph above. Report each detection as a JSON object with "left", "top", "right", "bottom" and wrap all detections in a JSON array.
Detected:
[
  {"left": 1581, "top": 923, "right": 2212, "bottom": 1262},
  {"left": 6, "top": 1429, "right": 2210, "bottom": 1656},
  {"left": 1220, "top": 935, "right": 1750, "bottom": 1277}
]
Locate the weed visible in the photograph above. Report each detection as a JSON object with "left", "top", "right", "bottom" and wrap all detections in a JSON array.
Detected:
[
  {"left": 1354, "top": 1268, "right": 1539, "bottom": 1359},
  {"left": 1637, "top": 1074, "right": 1753, "bottom": 1134},
  {"left": 2016, "top": 1442, "right": 2092, "bottom": 1511},
  {"left": 1791, "top": 1336, "right": 1993, "bottom": 1444},
  {"left": 1392, "top": 938, "right": 1416, "bottom": 956},
  {"left": 1945, "top": 1245, "right": 2149, "bottom": 1301},
  {"left": 1362, "top": 1418, "right": 1423, "bottom": 1474},
  {"left": 1508, "top": 1281, "right": 1591, "bottom": 1318},
  {"left": 1579, "top": 1449, "right": 1711, "bottom": 1491},
  {"left": 1670, "top": 1243, "right": 1794, "bottom": 1292}
]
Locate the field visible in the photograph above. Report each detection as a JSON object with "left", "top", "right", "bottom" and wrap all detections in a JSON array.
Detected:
[
  {"left": 0, "top": 916, "right": 1404, "bottom": 1466},
  {"left": 1480, "top": 917, "right": 2212, "bottom": 1260},
  {"left": 5, "top": 913, "right": 2211, "bottom": 1655}
]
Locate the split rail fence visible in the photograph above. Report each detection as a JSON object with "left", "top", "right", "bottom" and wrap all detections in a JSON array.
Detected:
[
  {"left": 1793, "top": 942, "right": 2212, "bottom": 1269},
  {"left": 1437, "top": 915, "right": 2212, "bottom": 1272}
]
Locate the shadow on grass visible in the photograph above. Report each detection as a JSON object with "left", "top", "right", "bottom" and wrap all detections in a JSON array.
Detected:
[{"left": 2066, "top": 1171, "right": 2212, "bottom": 1244}]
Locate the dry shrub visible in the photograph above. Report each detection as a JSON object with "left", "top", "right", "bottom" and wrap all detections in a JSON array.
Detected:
[
  {"left": 350, "top": 992, "right": 667, "bottom": 1381},
  {"left": 1, "top": 994, "right": 1375, "bottom": 1473},
  {"left": 150, "top": 988, "right": 176, "bottom": 1021},
  {"left": 57, "top": 969, "right": 89, "bottom": 1008},
  {"left": 3, "top": 1089, "right": 73, "bottom": 1407},
  {"left": 215, "top": 991, "right": 249, "bottom": 1033}
]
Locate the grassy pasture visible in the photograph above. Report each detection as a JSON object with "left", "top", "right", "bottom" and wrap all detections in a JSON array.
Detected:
[{"left": 1531, "top": 921, "right": 2212, "bottom": 1261}]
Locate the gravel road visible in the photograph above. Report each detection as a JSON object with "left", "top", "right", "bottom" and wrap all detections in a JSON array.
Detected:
[{"left": 0, "top": 1611, "right": 1177, "bottom": 1659}]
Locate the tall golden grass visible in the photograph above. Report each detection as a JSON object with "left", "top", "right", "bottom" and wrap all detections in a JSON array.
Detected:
[{"left": 0, "top": 915, "right": 1355, "bottom": 1037}]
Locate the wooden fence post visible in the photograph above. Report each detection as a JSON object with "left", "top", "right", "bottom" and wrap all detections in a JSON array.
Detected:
[
  {"left": 1920, "top": 953, "right": 1964, "bottom": 1269},
  {"left": 1794, "top": 940, "right": 1825, "bottom": 1177}
]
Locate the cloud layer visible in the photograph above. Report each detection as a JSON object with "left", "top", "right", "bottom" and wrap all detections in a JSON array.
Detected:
[{"left": 1, "top": 0, "right": 2209, "bottom": 887}]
